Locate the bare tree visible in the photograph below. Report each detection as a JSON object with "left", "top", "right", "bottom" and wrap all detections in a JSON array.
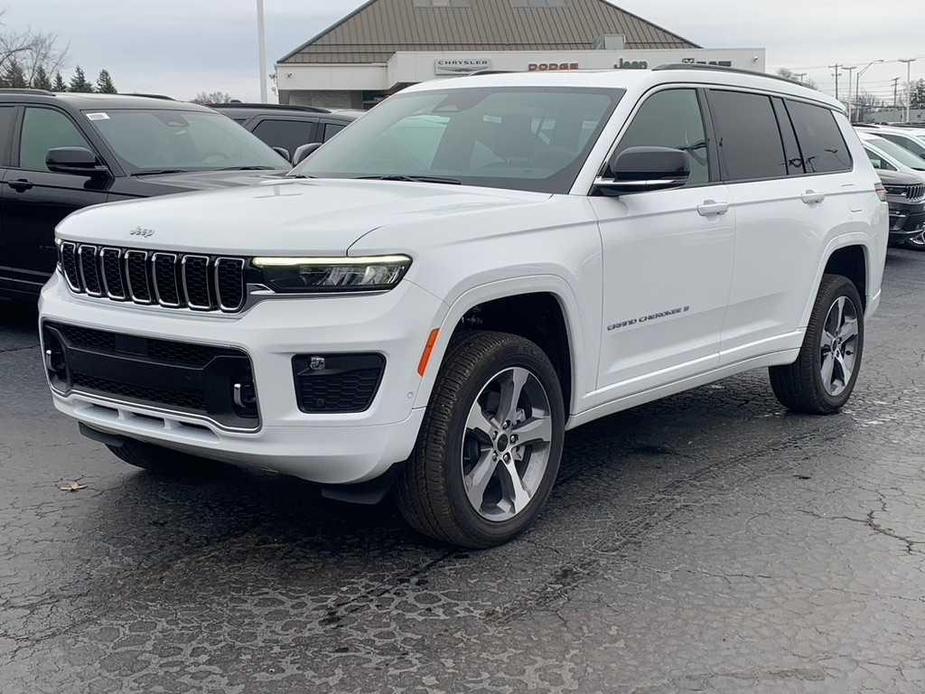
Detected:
[
  {"left": 192, "top": 91, "right": 235, "bottom": 105},
  {"left": 0, "top": 10, "right": 68, "bottom": 88},
  {"left": 776, "top": 68, "right": 817, "bottom": 90}
]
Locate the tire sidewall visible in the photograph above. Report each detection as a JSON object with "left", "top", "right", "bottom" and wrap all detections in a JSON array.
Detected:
[
  {"left": 440, "top": 337, "right": 565, "bottom": 544},
  {"left": 808, "top": 277, "right": 865, "bottom": 410}
]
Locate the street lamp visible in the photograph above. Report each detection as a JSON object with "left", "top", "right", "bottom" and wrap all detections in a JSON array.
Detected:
[
  {"left": 854, "top": 59, "right": 884, "bottom": 123},
  {"left": 256, "top": 0, "right": 268, "bottom": 103},
  {"left": 899, "top": 59, "right": 917, "bottom": 123}
]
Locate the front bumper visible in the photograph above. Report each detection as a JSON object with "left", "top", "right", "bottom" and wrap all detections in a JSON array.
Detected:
[
  {"left": 39, "top": 274, "right": 445, "bottom": 484},
  {"left": 888, "top": 205, "right": 925, "bottom": 241}
]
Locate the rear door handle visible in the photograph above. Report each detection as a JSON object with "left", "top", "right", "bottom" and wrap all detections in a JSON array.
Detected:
[
  {"left": 801, "top": 190, "right": 826, "bottom": 205},
  {"left": 697, "top": 200, "right": 729, "bottom": 217},
  {"left": 7, "top": 178, "right": 33, "bottom": 192}
]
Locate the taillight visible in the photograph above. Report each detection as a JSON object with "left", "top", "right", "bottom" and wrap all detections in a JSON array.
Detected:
[{"left": 875, "top": 183, "right": 887, "bottom": 202}]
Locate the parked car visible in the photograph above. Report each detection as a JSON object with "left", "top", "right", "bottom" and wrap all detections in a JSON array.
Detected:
[
  {"left": 208, "top": 103, "right": 360, "bottom": 162},
  {"left": 857, "top": 130, "right": 925, "bottom": 175},
  {"left": 857, "top": 124, "right": 925, "bottom": 164},
  {"left": 40, "top": 66, "right": 887, "bottom": 547},
  {"left": 877, "top": 169, "right": 925, "bottom": 249},
  {"left": 0, "top": 90, "right": 290, "bottom": 300}
]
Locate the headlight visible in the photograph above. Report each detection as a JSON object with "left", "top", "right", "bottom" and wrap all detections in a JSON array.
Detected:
[{"left": 252, "top": 255, "right": 411, "bottom": 293}]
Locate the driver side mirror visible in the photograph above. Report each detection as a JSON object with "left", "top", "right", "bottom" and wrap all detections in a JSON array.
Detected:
[
  {"left": 292, "top": 142, "right": 323, "bottom": 166},
  {"left": 46, "top": 147, "right": 110, "bottom": 178},
  {"left": 594, "top": 146, "right": 690, "bottom": 196}
]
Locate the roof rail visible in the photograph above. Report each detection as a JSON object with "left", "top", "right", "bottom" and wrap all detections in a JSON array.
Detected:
[
  {"left": 653, "top": 63, "right": 805, "bottom": 87},
  {"left": 122, "top": 92, "right": 176, "bottom": 100},
  {"left": 0, "top": 87, "right": 55, "bottom": 96},
  {"left": 207, "top": 102, "right": 331, "bottom": 113}
]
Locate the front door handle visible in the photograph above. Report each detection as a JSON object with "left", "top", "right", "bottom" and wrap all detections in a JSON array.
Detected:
[
  {"left": 801, "top": 190, "right": 826, "bottom": 205},
  {"left": 7, "top": 178, "right": 33, "bottom": 192},
  {"left": 697, "top": 200, "right": 729, "bottom": 217}
]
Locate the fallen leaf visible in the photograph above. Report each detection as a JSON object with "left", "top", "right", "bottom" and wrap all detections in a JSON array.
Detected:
[{"left": 58, "top": 481, "right": 87, "bottom": 492}]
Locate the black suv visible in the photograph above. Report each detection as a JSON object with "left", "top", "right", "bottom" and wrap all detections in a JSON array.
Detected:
[
  {"left": 208, "top": 103, "right": 359, "bottom": 161},
  {"left": 0, "top": 90, "right": 290, "bottom": 300},
  {"left": 880, "top": 169, "right": 925, "bottom": 250}
]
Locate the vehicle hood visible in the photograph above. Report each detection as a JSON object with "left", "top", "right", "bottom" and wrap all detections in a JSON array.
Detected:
[
  {"left": 56, "top": 178, "right": 551, "bottom": 255},
  {"left": 877, "top": 169, "right": 925, "bottom": 186},
  {"left": 136, "top": 169, "right": 289, "bottom": 192}
]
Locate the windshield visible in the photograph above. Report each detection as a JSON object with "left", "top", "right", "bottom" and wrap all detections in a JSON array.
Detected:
[
  {"left": 866, "top": 135, "right": 925, "bottom": 171},
  {"left": 84, "top": 109, "right": 289, "bottom": 174},
  {"left": 291, "top": 87, "right": 623, "bottom": 193},
  {"left": 880, "top": 133, "right": 925, "bottom": 161}
]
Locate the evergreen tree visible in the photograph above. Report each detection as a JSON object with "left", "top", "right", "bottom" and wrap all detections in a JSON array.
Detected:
[
  {"left": 67, "top": 65, "right": 94, "bottom": 93},
  {"left": 96, "top": 69, "right": 117, "bottom": 94},
  {"left": 51, "top": 71, "right": 67, "bottom": 92},
  {"left": 1, "top": 59, "right": 28, "bottom": 88},
  {"left": 32, "top": 65, "right": 53, "bottom": 91}
]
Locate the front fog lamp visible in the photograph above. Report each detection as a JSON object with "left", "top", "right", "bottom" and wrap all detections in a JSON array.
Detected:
[{"left": 252, "top": 255, "right": 411, "bottom": 293}]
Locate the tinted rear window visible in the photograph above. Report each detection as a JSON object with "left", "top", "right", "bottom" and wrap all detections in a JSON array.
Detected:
[
  {"left": 708, "top": 90, "right": 787, "bottom": 181},
  {"left": 252, "top": 118, "right": 318, "bottom": 155},
  {"left": 786, "top": 101, "right": 852, "bottom": 173}
]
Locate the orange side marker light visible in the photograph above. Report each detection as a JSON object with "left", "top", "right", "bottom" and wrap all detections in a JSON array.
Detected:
[{"left": 417, "top": 329, "right": 440, "bottom": 377}]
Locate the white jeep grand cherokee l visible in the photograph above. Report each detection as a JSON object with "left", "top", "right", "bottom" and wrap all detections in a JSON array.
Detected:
[{"left": 40, "top": 66, "right": 887, "bottom": 547}]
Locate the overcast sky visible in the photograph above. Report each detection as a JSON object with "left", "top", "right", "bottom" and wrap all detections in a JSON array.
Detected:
[{"left": 9, "top": 0, "right": 924, "bottom": 102}]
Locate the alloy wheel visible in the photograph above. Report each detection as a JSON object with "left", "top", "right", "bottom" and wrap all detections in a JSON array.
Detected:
[
  {"left": 460, "top": 367, "right": 553, "bottom": 522},
  {"left": 820, "top": 295, "right": 859, "bottom": 396}
]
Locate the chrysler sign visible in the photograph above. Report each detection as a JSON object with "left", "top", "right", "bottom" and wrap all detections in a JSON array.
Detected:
[{"left": 435, "top": 58, "right": 491, "bottom": 75}]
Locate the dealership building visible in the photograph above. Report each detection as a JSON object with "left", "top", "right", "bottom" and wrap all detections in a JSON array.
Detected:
[{"left": 276, "top": 0, "right": 766, "bottom": 109}]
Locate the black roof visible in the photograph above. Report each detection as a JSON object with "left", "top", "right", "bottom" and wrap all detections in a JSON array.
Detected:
[
  {"left": 208, "top": 103, "right": 360, "bottom": 122},
  {"left": 0, "top": 89, "right": 212, "bottom": 111}
]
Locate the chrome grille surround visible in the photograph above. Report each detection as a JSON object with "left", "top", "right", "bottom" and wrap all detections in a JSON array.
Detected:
[{"left": 58, "top": 243, "right": 247, "bottom": 314}]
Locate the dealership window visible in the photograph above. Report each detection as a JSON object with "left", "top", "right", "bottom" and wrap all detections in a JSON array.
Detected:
[
  {"left": 786, "top": 100, "right": 852, "bottom": 173},
  {"left": 708, "top": 90, "right": 788, "bottom": 181},
  {"left": 19, "top": 108, "right": 93, "bottom": 172},
  {"left": 615, "top": 89, "right": 709, "bottom": 185}
]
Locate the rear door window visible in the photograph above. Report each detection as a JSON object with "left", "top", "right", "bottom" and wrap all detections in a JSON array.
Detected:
[
  {"left": 786, "top": 100, "right": 852, "bottom": 173},
  {"left": 323, "top": 122, "right": 346, "bottom": 141},
  {"left": 708, "top": 90, "right": 788, "bottom": 181},
  {"left": 0, "top": 105, "right": 18, "bottom": 166},
  {"left": 252, "top": 118, "right": 318, "bottom": 155}
]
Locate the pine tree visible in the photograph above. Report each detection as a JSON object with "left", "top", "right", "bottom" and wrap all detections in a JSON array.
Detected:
[
  {"left": 96, "top": 69, "right": 117, "bottom": 94},
  {"left": 51, "top": 71, "right": 67, "bottom": 92},
  {"left": 1, "top": 59, "right": 28, "bottom": 89},
  {"left": 67, "top": 65, "right": 94, "bottom": 93},
  {"left": 32, "top": 65, "right": 53, "bottom": 91}
]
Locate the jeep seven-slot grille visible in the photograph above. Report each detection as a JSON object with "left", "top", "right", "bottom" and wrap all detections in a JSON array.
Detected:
[
  {"left": 58, "top": 242, "right": 246, "bottom": 312},
  {"left": 885, "top": 183, "right": 925, "bottom": 202}
]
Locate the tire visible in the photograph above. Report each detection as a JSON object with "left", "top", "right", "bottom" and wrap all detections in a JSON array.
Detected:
[
  {"left": 902, "top": 232, "right": 925, "bottom": 251},
  {"left": 397, "top": 331, "right": 565, "bottom": 548},
  {"left": 769, "top": 274, "right": 864, "bottom": 414},
  {"left": 107, "top": 439, "right": 219, "bottom": 477}
]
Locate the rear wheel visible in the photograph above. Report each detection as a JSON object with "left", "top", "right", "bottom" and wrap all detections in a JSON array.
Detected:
[
  {"left": 769, "top": 274, "right": 864, "bottom": 414},
  {"left": 107, "top": 439, "right": 219, "bottom": 477},
  {"left": 397, "top": 331, "right": 565, "bottom": 548}
]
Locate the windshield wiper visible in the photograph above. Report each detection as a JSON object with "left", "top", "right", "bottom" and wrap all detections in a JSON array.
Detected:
[
  {"left": 132, "top": 169, "right": 191, "bottom": 176},
  {"left": 355, "top": 174, "right": 462, "bottom": 185},
  {"left": 213, "top": 165, "right": 280, "bottom": 171}
]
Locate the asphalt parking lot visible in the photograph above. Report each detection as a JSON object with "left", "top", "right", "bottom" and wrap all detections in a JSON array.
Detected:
[{"left": 1, "top": 248, "right": 923, "bottom": 694}]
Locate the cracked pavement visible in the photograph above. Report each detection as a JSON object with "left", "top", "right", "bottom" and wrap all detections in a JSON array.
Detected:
[{"left": 1, "top": 248, "right": 923, "bottom": 693}]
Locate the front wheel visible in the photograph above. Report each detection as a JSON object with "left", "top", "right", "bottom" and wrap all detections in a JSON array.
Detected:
[
  {"left": 903, "top": 232, "right": 925, "bottom": 251},
  {"left": 397, "top": 331, "right": 565, "bottom": 548},
  {"left": 769, "top": 274, "right": 864, "bottom": 414}
]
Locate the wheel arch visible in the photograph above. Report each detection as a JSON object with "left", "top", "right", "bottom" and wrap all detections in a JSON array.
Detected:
[
  {"left": 414, "top": 276, "right": 590, "bottom": 419},
  {"left": 801, "top": 236, "right": 872, "bottom": 327}
]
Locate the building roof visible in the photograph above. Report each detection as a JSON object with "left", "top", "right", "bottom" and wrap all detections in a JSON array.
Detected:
[{"left": 280, "top": 0, "right": 699, "bottom": 65}]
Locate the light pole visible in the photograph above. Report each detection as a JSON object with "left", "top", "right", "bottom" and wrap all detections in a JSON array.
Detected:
[
  {"left": 842, "top": 66, "right": 857, "bottom": 121},
  {"left": 854, "top": 60, "right": 884, "bottom": 123},
  {"left": 256, "top": 0, "right": 268, "bottom": 103},
  {"left": 899, "top": 59, "right": 916, "bottom": 123}
]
